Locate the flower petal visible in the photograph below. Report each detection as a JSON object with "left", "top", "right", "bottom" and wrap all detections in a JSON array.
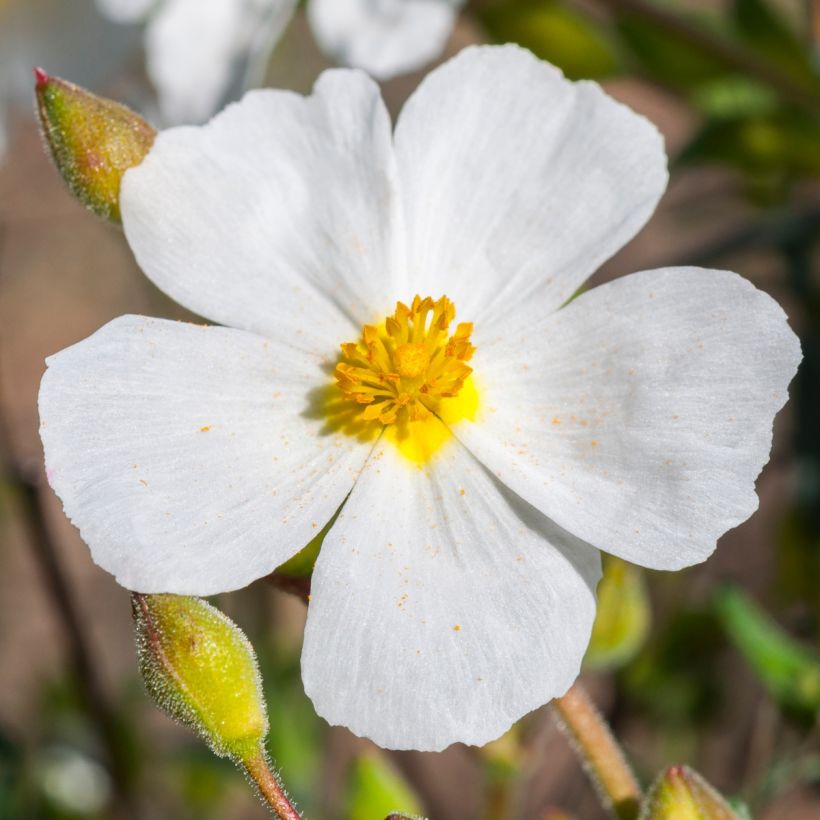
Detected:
[
  {"left": 145, "top": 0, "right": 296, "bottom": 125},
  {"left": 393, "top": 45, "right": 667, "bottom": 324},
  {"left": 120, "top": 68, "right": 401, "bottom": 352},
  {"left": 301, "top": 431, "right": 601, "bottom": 751},
  {"left": 307, "top": 0, "right": 463, "bottom": 81},
  {"left": 96, "top": 0, "right": 155, "bottom": 24},
  {"left": 458, "top": 268, "right": 802, "bottom": 570},
  {"left": 39, "top": 315, "right": 375, "bottom": 594}
]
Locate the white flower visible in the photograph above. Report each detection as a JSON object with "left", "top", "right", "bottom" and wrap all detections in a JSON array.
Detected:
[
  {"left": 97, "top": 0, "right": 463, "bottom": 123},
  {"left": 39, "top": 46, "right": 801, "bottom": 752},
  {"left": 308, "top": 0, "right": 465, "bottom": 80},
  {"left": 96, "top": 0, "right": 298, "bottom": 124}
]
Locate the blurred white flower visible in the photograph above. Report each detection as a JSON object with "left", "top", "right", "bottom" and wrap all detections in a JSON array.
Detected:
[
  {"left": 96, "top": 0, "right": 297, "bottom": 124},
  {"left": 37, "top": 746, "right": 112, "bottom": 814},
  {"left": 308, "top": 0, "right": 465, "bottom": 80},
  {"left": 97, "top": 0, "right": 463, "bottom": 124},
  {"left": 40, "top": 46, "right": 801, "bottom": 751}
]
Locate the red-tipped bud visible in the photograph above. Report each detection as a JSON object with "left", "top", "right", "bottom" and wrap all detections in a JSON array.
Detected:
[
  {"left": 641, "top": 765, "right": 739, "bottom": 819},
  {"left": 35, "top": 73, "right": 156, "bottom": 222}
]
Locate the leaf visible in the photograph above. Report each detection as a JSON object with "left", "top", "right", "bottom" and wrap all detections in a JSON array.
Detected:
[
  {"left": 346, "top": 754, "right": 423, "bottom": 820},
  {"left": 615, "top": 12, "right": 729, "bottom": 91},
  {"left": 732, "top": 0, "right": 819, "bottom": 89},
  {"left": 481, "top": 1, "right": 620, "bottom": 80},
  {"left": 715, "top": 585, "right": 820, "bottom": 721}
]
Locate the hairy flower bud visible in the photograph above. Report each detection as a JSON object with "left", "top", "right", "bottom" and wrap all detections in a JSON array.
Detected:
[
  {"left": 35, "top": 70, "right": 155, "bottom": 222},
  {"left": 132, "top": 593, "right": 268, "bottom": 762},
  {"left": 641, "top": 765, "right": 739, "bottom": 819}
]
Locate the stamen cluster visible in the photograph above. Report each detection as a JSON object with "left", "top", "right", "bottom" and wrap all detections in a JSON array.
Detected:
[{"left": 335, "top": 295, "right": 475, "bottom": 425}]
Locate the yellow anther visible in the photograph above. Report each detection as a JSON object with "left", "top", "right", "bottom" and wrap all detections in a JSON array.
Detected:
[{"left": 334, "top": 294, "right": 476, "bottom": 428}]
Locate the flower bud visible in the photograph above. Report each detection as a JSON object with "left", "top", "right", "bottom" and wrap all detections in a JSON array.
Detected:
[
  {"left": 35, "top": 69, "right": 155, "bottom": 223},
  {"left": 585, "top": 556, "right": 650, "bottom": 670},
  {"left": 641, "top": 765, "right": 738, "bottom": 819},
  {"left": 132, "top": 593, "right": 268, "bottom": 763}
]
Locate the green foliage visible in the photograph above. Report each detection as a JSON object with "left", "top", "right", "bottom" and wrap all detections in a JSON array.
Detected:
[
  {"left": 346, "top": 754, "right": 423, "bottom": 820},
  {"left": 622, "top": 607, "right": 723, "bottom": 727},
  {"left": 715, "top": 585, "right": 820, "bottom": 721},
  {"left": 585, "top": 557, "right": 651, "bottom": 671},
  {"left": 481, "top": 1, "right": 620, "bottom": 80},
  {"left": 732, "top": 0, "right": 817, "bottom": 89},
  {"left": 615, "top": 12, "right": 728, "bottom": 91}
]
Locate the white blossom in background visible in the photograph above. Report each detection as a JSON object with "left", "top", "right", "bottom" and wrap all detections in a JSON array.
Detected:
[
  {"left": 308, "top": 0, "right": 466, "bottom": 80},
  {"left": 39, "top": 46, "right": 801, "bottom": 751},
  {"left": 97, "top": 0, "right": 464, "bottom": 123},
  {"left": 96, "top": 0, "right": 298, "bottom": 124}
]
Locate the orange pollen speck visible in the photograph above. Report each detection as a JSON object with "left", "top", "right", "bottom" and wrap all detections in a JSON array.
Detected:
[{"left": 334, "top": 295, "right": 475, "bottom": 426}]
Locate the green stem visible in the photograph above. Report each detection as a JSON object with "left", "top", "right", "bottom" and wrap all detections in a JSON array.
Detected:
[{"left": 552, "top": 683, "right": 641, "bottom": 820}]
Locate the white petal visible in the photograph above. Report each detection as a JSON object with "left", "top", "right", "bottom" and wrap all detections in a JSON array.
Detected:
[
  {"left": 302, "top": 432, "right": 601, "bottom": 751},
  {"left": 96, "top": 0, "right": 156, "bottom": 24},
  {"left": 121, "top": 68, "right": 402, "bottom": 354},
  {"left": 145, "top": 0, "right": 295, "bottom": 124},
  {"left": 393, "top": 45, "right": 668, "bottom": 324},
  {"left": 39, "top": 316, "right": 375, "bottom": 594},
  {"left": 308, "top": 0, "right": 462, "bottom": 80},
  {"left": 458, "top": 268, "right": 802, "bottom": 570}
]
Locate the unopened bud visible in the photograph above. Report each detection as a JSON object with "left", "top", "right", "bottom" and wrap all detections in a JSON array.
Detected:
[
  {"left": 641, "top": 765, "right": 738, "bottom": 819},
  {"left": 132, "top": 593, "right": 268, "bottom": 762},
  {"left": 585, "top": 556, "right": 650, "bottom": 671},
  {"left": 35, "top": 69, "right": 155, "bottom": 222}
]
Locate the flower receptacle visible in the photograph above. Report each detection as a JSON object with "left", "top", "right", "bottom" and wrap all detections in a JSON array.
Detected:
[{"left": 35, "top": 70, "right": 156, "bottom": 223}]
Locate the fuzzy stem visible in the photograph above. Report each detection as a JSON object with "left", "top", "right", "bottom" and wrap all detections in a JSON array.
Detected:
[
  {"left": 552, "top": 684, "right": 641, "bottom": 820},
  {"left": 243, "top": 750, "right": 302, "bottom": 820}
]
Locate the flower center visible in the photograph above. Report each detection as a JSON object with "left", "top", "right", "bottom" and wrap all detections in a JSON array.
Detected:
[{"left": 335, "top": 295, "right": 475, "bottom": 427}]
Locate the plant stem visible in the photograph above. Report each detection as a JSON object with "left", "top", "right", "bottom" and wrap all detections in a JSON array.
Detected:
[
  {"left": 552, "top": 683, "right": 641, "bottom": 820},
  {"left": 243, "top": 750, "right": 303, "bottom": 820}
]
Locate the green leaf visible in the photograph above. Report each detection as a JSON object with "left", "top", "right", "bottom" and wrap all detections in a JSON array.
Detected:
[
  {"left": 584, "top": 557, "right": 651, "bottom": 671},
  {"left": 346, "top": 754, "right": 423, "bottom": 820},
  {"left": 679, "top": 110, "right": 820, "bottom": 201},
  {"left": 715, "top": 585, "right": 820, "bottom": 720},
  {"left": 733, "top": 0, "right": 819, "bottom": 88},
  {"left": 616, "top": 12, "right": 729, "bottom": 91},
  {"left": 481, "top": 1, "right": 620, "bottom": 80},
  {"left": 691, "top": 76, "right": 777, "bottom": 119}
]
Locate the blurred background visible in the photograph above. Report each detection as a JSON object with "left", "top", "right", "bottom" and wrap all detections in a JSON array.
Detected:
[{"left": 0, "top": 0, "right": 819, "bottom": 817}]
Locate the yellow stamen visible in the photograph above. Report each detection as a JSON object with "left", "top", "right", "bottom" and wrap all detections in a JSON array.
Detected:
[{"left": 333, "top": 295, "right": 478, "bottom": 462}]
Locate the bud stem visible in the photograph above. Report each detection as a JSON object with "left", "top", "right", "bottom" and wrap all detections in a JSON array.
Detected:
[
  {"left": 552, "top": 683, "right": 641, "bottom": 820},
  {"left": 243, "top": 751, "right": 302, "bottom": 820}
]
